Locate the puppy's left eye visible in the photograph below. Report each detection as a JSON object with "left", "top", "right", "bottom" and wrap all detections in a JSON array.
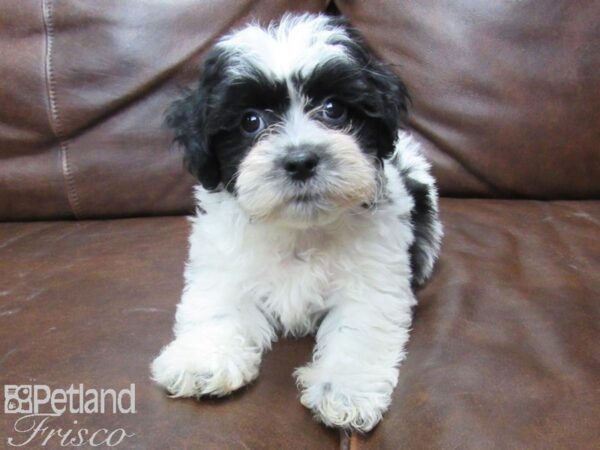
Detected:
[
  {"left": 321, "top": 98, "right": 347, "bottom": 123},
  {"left": 241, "top": 110, "right": 266, "bottom": 135}
]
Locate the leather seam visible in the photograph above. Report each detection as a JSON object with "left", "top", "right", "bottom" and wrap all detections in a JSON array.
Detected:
[
  {"left": 42, "top": 0, "right": 81, "bottom": 219},
  {"left": 409, "top": 117, "right": 509, "bottom": 197}
]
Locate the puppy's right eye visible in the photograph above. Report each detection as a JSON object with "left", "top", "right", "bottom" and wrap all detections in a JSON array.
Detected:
[{"left": 241, "top": 110, "right": 265, "bottom": 135}]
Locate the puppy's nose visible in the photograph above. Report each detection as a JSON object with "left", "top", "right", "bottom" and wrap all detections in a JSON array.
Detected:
[{"left": 283, "top": 148, "right": 320, "bottom": 181}]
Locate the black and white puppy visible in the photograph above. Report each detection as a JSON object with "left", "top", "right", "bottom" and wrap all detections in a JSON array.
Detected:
[{"left": 152, "top": 14, "right": 442, "bottom": 432}]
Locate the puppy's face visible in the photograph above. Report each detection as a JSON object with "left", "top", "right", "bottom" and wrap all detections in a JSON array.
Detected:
[{"left": 168, "top": 14, "right": 409, "bottom": 227}]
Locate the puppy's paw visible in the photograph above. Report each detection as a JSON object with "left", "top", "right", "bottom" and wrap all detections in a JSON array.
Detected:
[
  {"left": 151, "top": 331, "right": 261, "bottom": 398},
  {"left": 295, "top": 366, "right": 394, "bottom": 433}
]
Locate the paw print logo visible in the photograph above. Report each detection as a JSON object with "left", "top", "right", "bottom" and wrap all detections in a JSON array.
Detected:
[{"left": 4, "top": 385, "right": 32, "bottom": 414}]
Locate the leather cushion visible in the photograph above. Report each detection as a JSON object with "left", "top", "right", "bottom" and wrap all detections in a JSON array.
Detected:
[{"left": 1, "top": 199, "right": 598, "bottom": 448}]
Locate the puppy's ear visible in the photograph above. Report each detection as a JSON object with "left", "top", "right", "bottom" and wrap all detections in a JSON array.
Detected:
[
  {"left": 365, "top": 59, "right": 410, "bottom": 158},
  {"left": 166, "top": 51, "right": 224, "bottom": 190},
  {"left": 339, "top": 21, "right": 410, "bottom": 159},
  {"left": 166, "top": 89, "right": 219, "bottom": 189}
]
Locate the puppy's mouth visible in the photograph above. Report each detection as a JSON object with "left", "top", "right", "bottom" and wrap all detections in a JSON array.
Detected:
[
  {"left": 283, "top": 188, "right": 330, "bottom": 214},
  {"left": 290, "top": 193, "right": 319, "bottom": 203}
]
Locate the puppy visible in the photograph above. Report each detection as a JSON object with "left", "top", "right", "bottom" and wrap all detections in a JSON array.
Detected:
[{"left": 152, "top": 13, "right": 442, "bottom": 432}]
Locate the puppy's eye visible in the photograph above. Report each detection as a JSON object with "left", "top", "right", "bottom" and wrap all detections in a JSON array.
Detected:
[
  {"left": 241, "top": 110, "right": 265, "bottom": 135},
  {"left": 321, "top": 98, "right": 347, "bottom": 123}
]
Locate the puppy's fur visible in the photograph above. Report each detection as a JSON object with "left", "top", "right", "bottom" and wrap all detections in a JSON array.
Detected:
[{"left": 152, "top": 14, "right": 442, "bottom": 432}]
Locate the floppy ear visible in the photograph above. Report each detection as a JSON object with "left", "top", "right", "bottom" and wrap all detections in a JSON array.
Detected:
[
  {"left": 338, "top": 20, "right": 411, "bottom": 159},
  {"left": 166, "top": 51, "right": 224, "bottom": 190},
  {"left": 362, "top": 57, "right": 410, "bottom": 160}
]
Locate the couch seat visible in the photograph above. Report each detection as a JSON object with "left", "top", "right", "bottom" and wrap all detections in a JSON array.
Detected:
[{"left": 1, "top": 199, "right": 598, "bottom": 449}]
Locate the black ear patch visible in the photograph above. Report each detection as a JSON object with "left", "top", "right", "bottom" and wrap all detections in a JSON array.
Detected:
[
  {"left": 333, "top": 19, "right": 411, "bottom": 159},
  {"left": 165, "top": 49, "right": 227, "bottom": 190},
  {"left": 363, "top": 59, "right": 410, "bottom": 160},
  {"left": 165, "top": 89, "right": 220, "bottom": 189}
]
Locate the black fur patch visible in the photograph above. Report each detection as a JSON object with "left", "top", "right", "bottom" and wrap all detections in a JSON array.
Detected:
[
  {"left": 402, "top": 173, "right": 438, "bottom": 288},
  {"left": 165, "top": 47, "right": 225, "bottom": 190},
  {"left": 166, "top": 47, "right": 289, "bottom": 191}
]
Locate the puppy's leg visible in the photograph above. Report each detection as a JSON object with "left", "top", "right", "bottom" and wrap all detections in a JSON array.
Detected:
[
  {"left": 295, "top": 288, "right": 415, "bottom": 432},
  {"left": 151, "top": 275, "right": 275, "bottom": 398}
]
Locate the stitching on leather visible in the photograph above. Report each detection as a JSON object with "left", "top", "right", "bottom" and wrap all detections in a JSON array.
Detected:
[{"left": 42, "top": 0, "right": 81, "bottom": 219}]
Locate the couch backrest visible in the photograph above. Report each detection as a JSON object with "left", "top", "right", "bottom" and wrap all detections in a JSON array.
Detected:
[
  {"left": 339, "top": 0, "right": 600, "bottom": 199},
  {"left": 1, "top": 0, "right": 598, "bottom": 220}
]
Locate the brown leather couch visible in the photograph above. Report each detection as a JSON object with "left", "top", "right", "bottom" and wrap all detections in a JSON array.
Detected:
[{"left": 1, "top": 1, "right": 598, "bottom": 448}]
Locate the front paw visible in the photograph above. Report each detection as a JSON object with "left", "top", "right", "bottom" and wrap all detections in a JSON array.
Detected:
[
  {"left": 151, "top": 331, "right": 261, "bottom": 398},
  {"left": 295, "top": 365, "right": 395, "bottom": 433}
]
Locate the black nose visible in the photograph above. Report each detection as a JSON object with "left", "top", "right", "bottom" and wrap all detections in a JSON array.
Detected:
[{"left": 283, "top": 149, "right": 320, "bottom": 181}]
